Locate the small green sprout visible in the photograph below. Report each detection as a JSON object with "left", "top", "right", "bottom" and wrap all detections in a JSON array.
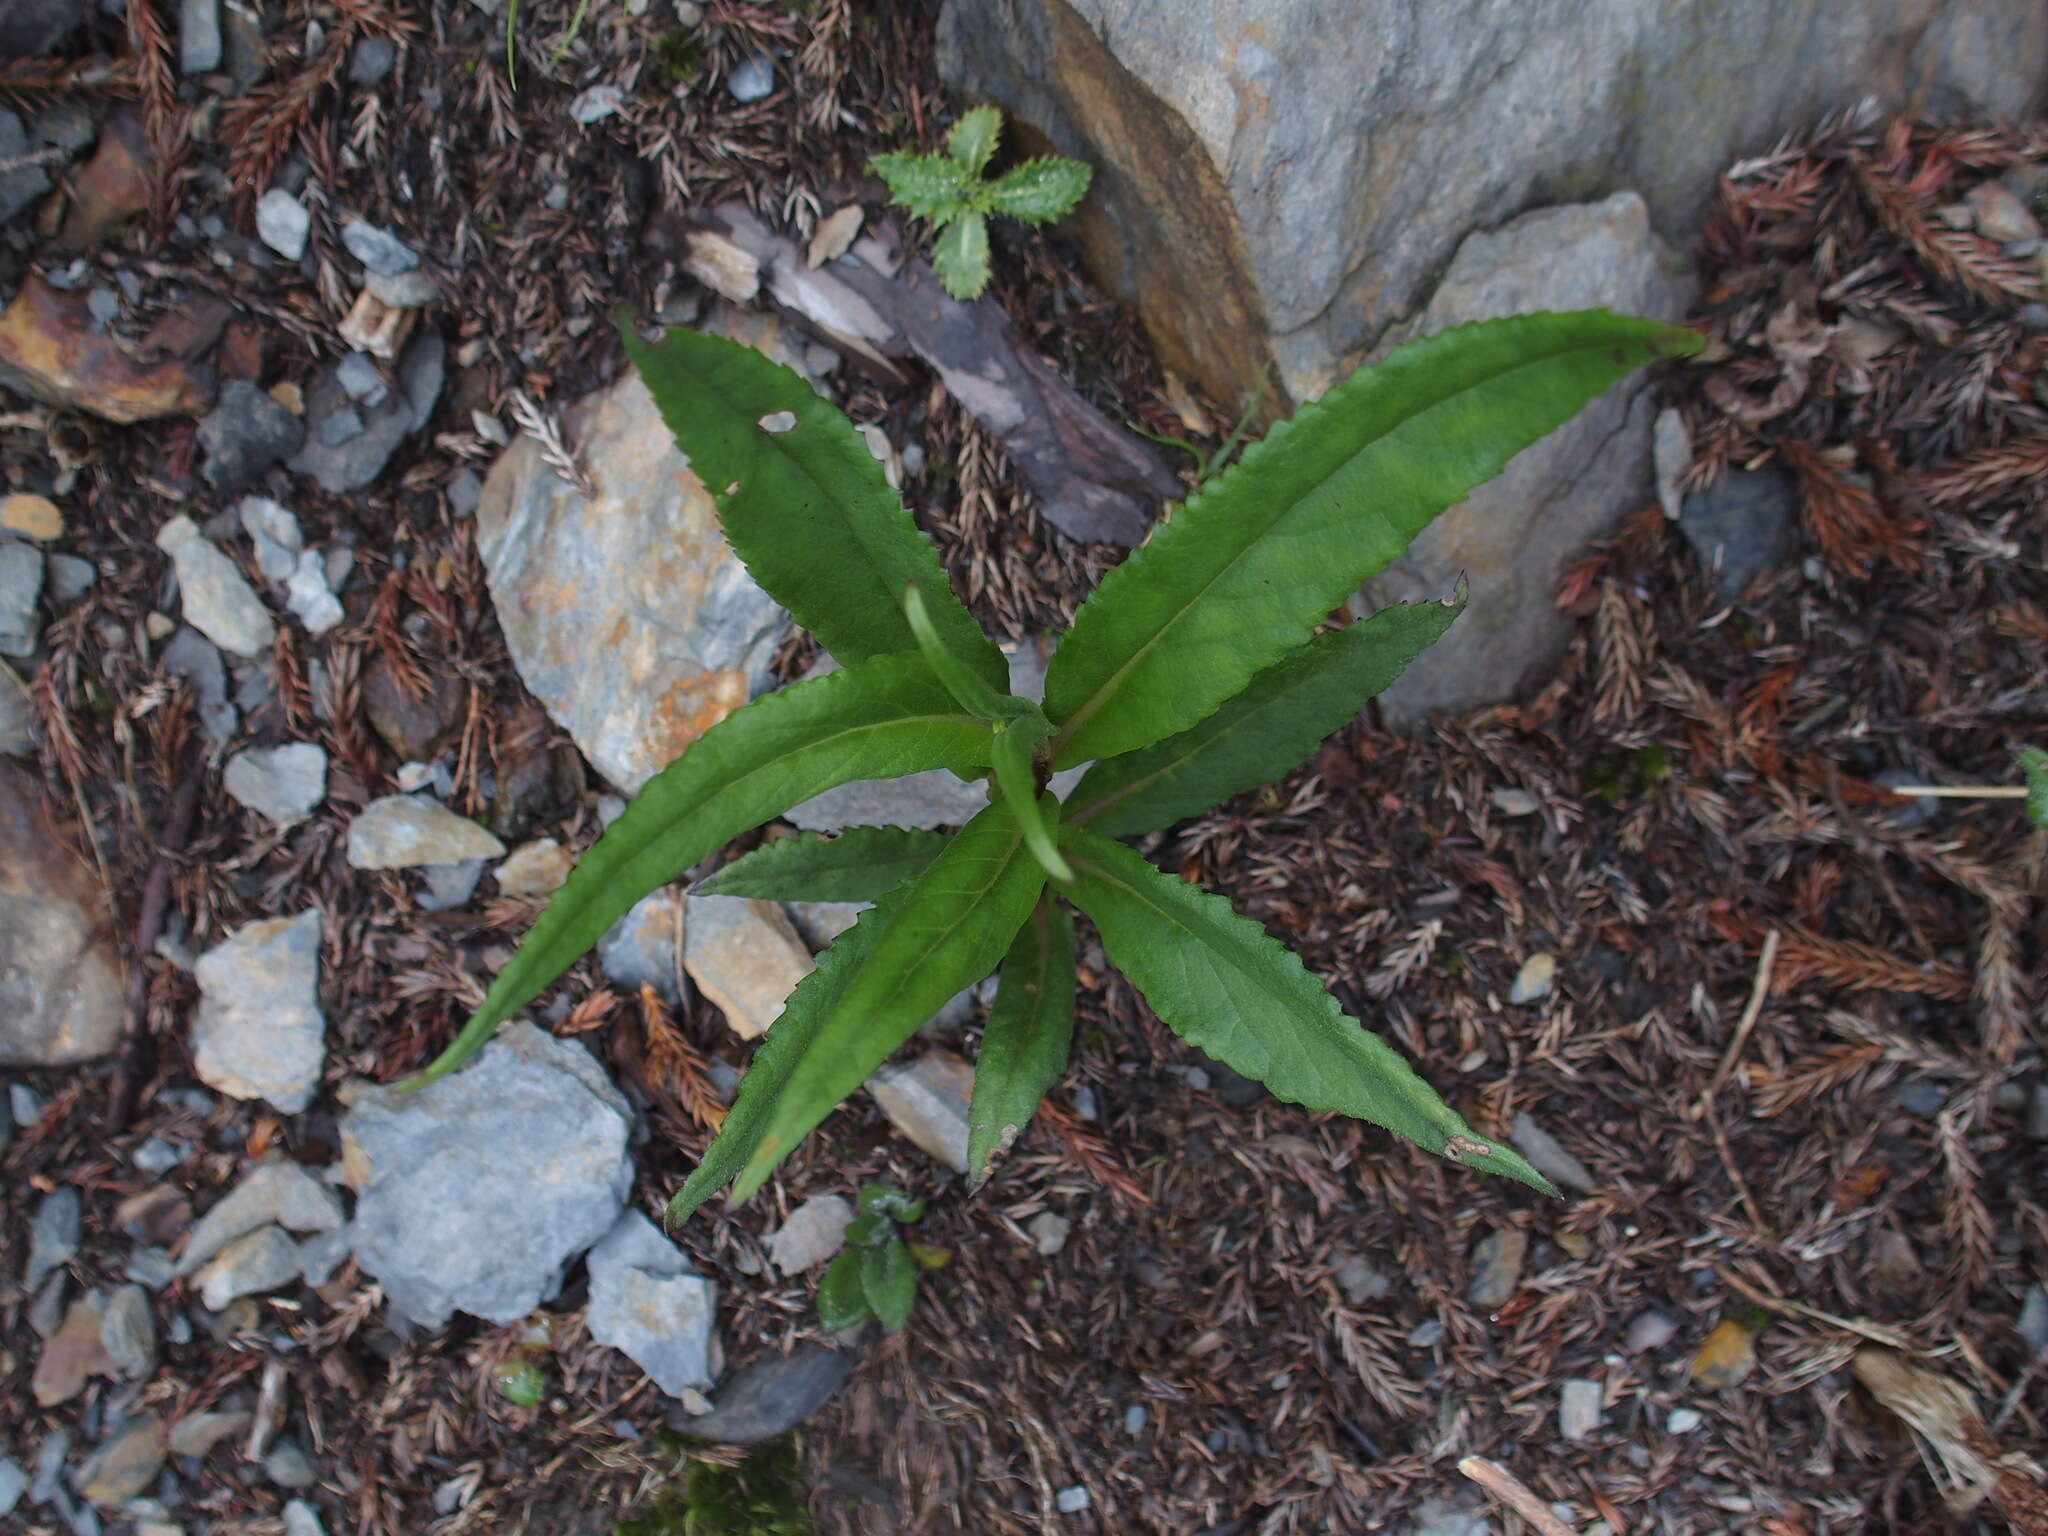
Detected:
[
  {"left": 816, "top": 1185, "right": 939, "bottom": 1334},
  {"left": 868, "top": 105, "right": 1092, "bottom": 300}
]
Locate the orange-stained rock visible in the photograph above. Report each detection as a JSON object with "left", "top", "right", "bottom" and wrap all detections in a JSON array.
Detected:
[
  {"left": 475, "top": 348, "right": 788, "bottom": 793},
  {"left": 0, "top": 272, "right": 211, "bottom": 423}
]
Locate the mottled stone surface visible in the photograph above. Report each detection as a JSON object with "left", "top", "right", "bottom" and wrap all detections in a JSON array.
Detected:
[
  {"left": 476, "top": 363, "right": 788, "bottom": 793},
  {"left": 939, "top": 0, "right": 2046, "bottom": 406},
  {"left": 341, "top": 1021, "right": 633, "bottom": 1327},
  {"left": 584, "top": 1210, "right": 718, "bottom": 1396},
  {"left": 191, "top": 910, "right": 325, "bottom": 1113},
  {"left": 1357, "top": 193, "right": 1690, "bottom": 722},
  {"left": 0, "top": 764, "right": 124, "bottom": 1066},
  {"left": 866, "top": 1051, "right": 974, "bottom": 1173},
  {"left": 684, "top": 895, "right": 813, "bottom": 1039},
  {"left": 346, "top": 794, "right": 505, "bottom": 869}
]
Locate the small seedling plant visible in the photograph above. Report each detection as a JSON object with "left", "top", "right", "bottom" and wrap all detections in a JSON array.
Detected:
[
  {"left": 816, "top": 1185, "right": 944, "bottom": 1334},
  {"left": 868, "top": 105, "right": 1092, "bottom": 300},
  {"left": 416, "top": 303, "right": 1700, "bottom": 1220}
]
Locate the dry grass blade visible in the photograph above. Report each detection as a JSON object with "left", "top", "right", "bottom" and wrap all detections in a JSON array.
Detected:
[{"left": 1852, "top": 1348, "right": 2048, "bottom": 1534}]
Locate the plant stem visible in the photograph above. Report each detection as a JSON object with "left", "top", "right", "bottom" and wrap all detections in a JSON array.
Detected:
[{"left": 1888, "top": 785, "right": 2027, "bottom": 799}]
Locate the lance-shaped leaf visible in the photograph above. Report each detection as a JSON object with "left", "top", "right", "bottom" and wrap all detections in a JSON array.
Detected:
[
  {"left": 965, "top": 895, "right": 1077, "bottom": 1181},
  {"left": 931, "top": 212, "right": 992, "bottom": 301},
  {"left": 984, "top": 157, "right": 1092, "bottom": 225},
  {"left": 866, "top": 150, "right": 972, "bottom": 226},
  {"left": 620, "top": 324, "right": 1007, "bottom": 693},
  {"left": 1065, "top": 596, "right": 1462, "bottom": 837},
  {"left": 990, "top": 711, "right": 1072, "bottom": 882},
  {"left": 861, "top": 1240, "right": 916, "bottom": 1331},
  {"left": 817, "top": 1251, "right": 871, "bottom": 1332},
  {"left": 1041, "top": 311, "right": 1701, "bottom": 767},
  {"left": 694, "top": 827, "right": 949, "bottom": 903},
  {"left": 946, "top": 105, "right": 1001, "bottom": 178},
  {"left": 669, "top": 799, "right": 1047, "bottom": 1222},
  {"left": 903, "top": 582, "right": 1027, "bottom": 721},
  {"left": 1058, "top": 826, "right": 1553, "bottom": 1194},
  {"left": 417, "top": 655, "right": 994, "bottom": 1085}
]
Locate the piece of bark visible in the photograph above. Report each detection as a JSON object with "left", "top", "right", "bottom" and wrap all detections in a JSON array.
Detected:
[{"left": 660, "top": 201, "right": 1178, "bottom": 546}]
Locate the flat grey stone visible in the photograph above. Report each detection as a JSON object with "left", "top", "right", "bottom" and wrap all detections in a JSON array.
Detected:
[
  {"left": 726, "top": 53, "right": 773, "bottom": 102},
  {"left": 493, "top": 837, "right": 570, "bottom": 897},
  {"left": 341, "top": 1020, "right": 634, "bottom": 1327},
  {"left": 166, "top": 1410, "right": 249, "bottom": 1458},
  {"left": 223, "top": 742, "right": 327, "bottom": 828},
  {"left": 346, "top": 794, "right": 504, "bottom": 869},
  {"left": 0, "top": 1456, "right": 24, "bottom": 1518},
  {"left": 156, "top": 515, "right": 274, "bottom": 658},
  {"left": 599, "top": 888, "right": 685, "bottom": 1003},
  {"left": 0, "top": 109, "right": 50, "bottom": 226},
  {"left": 365, "top": 267, "right": 439, "bottom": 309},
  {"left": 1466, "top": 1227, "right": 1526, "bottom": 1312},
  {"left": 340, "top": 219, "right": 417, "bottom": 276},
  {"left": 25, "top": 1184, "right": 80, "bottom": 1287},
  {"left": 191, "top": 910, "right": 325, "bottom": 1113},
  {"left": 73, "top": 1410, "right": 165, "bottom": 1506},
  {"left": 1558, "top": 1377, "right": 1603, "bottom": 1441},
  {"left": 98, "top": 1284, "right": 155, "bottom": 1378},
  {"left": 0, "top": 662, "right": 28, "bottom": 755},
  {"left": 283, "top": 1499, "right": 326, "bottom": 1536},
  {"left": 866, "top": 1052, "right": 973, "bottom": 1173},
  {"left": 197, "top": 1225, "right": 302, "bottom": 1309},
  {"left": 1680, "top": 466, "right": 1800, "bottom": 603},
  {"left": 178, "top": 0, "right": 220, "bottom": 72},
  {"left": 124, "top": 1247, "right": 176, "bottom": 1290},
  {"left": 263, "top": 1438, "right": 315, "bottom": 1489},
  {"left": 1358, "top": 193, "right": 1689, "bottom": 722},
  {"left": 475, "top": 365, "right": 787, "bottom": 793},
  {"left": 785, "top": 770, "right": 988, "bottom": 832},
  {"left": 240, "top": 496, "right": 307, "bottom": 580},
  {"left": 44, "top": 553, "right": 94, "bottom": 604},
  {"left": 0, "top": 767, "right": 123, "bottom": 1066},
  {"left": 0, "top": 540, "right": 42, "bottom": 655},
  {"left": 765, "top": 1194, "right": 853, "bottom": 1276},
  {"left": 348, "top": 34, "right": 394, "bottom": 84},
  {"left": 200, "top": 383, "right": 302, "bottom": 497},
  {"left": 163, "top": 627, "right": 236, "bottom": 740},
  {"left": 297, "top": 1225, "right": 352, "bottom": 1286},
  {"left": 288, "top": 331, "right": 443, "bottom": 494},
  {"left": 1509, "top": 1111, "right": 1595, "bottom": 1193},
  {"left": 177, "top": 1160, "right": 344, "bottom": 1275},
  {"left": 254, "top": 189, "right": 310, "bottom": 260},
  {"left": 317, "top": 408, "right": 363, "bottom": 447},
  {"left": 334, "top": 352, "right": 384, "bottom": 402},
  {"left": 585, "top": 1210, "right": 717, "bottom": 1396},
  {"left": 670, "top": 1340, "right": 857, "bottom": 1444},
  {"left": 284, "top": 549, "right": 343, "bottom": 635},
  {"left": 684, "top": 894, "right": 812, "bottom": 1039},
  {"left": 416, "top": 858, "right": 485, "bottom": 911}
]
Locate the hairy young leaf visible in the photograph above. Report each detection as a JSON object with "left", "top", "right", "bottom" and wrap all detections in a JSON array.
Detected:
[
  {"left": 418, "top": 656, "right": 994, "bottom": 1084},
  {"left": 990, "top": 711, "right": 1072, "bottom": 882},
  {"left": 931, "top": 212, "right": 992, "bottom": 300},
  {"left": 620, "top": 324, "right": 1007, "bottom": 693},
  {"left": 1042, "top": 311, "right": 1702, "bottom": 767},
  {"left": 965, "top": 896, "right": 1077, "bottom": 1181},
  {"left": 947, "top": 104, "right": 1002, "bottom": 178},
  {"left": 866, "top": 150, "right": 971, "bottom": 226},
  {"left": 694, "top": 827, "right": 949, "bottom": 903},
  {"left": 984, "top": 157, "right": 1092, "bottom": 225},
  {"left": 2020, "top": 747, "right": 2048, "bottom": 831},
  {"left": 1059, "top": 826, "right": 1553, "bottom": 1194},
  {"left": 668, "top": 800, "right": 1046, "bottom": 1222},
  {"left": 861, "top": 1239, "right": 916, "bottom": 1331},
  {"left": 1065, "top": 597, "right": 1463, "bottom": 836},
  {"left": 817, "top": 1250, "right": 872, "bottom": 1332}
]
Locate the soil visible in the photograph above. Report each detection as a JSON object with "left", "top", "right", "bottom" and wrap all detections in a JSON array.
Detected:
[{"left": 0, "top": 7, "right": 2044, "bottom": 1536}]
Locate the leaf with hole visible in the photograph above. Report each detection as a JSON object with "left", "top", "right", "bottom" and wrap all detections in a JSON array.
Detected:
[{"left": 619, "top": 323, "right": 1007, "bottom": 693}]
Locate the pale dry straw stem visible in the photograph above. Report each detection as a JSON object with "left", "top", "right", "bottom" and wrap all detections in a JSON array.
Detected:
[{"left": 1456, "top": 1457, "right": 1584, "bottom": 1536}]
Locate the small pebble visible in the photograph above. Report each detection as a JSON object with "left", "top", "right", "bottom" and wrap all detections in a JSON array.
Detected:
[
  {"left": 1466, "top": 1227, "right": 1527, "bottom": 1312},
  {"left": 1490, "top": 786, "right": 1540, "bottom": 817},
  {"left": 1623, "top": 1308, "right": 1678, "bottom": 1354},
  {"left": 1027, "top": 1211, "right": 1070, "bottom": 1257},
  {"left": 2018, "top": 1283, "right": 2048, "bottom": 1353},
  {"left": 1054, "top": 1485, "right": 1089, "bottom": 1514},
  {"left": 1071, "top": 1085, "right": 1099, "bottom": 1122},
  {"left": 133, "top": 1138, "right": 183, "bottom": 1174},
  {"left": 568, "top": 84, "right": 623, "bottom": 124},
  {"left": 1558, "top": 1378, "right": 1603, "bottom": 1441},
  {"left": 727, "top": 54, "right": 774, "bottom": 102},
  {"left": 0, "top": 493, "right": 63, "bottom": 540},
  {"left": 282, "top": 1500, "right": 325, "bottom": 1536},
  {"left": 255, "top": 190, "right": 311, "bottom": 261},
  {"left": 1406, "top": 1319, "right": 1446, "bottom": 1348},
  {"left": 341, "top": 219, "right": 418, "bottom": 276},
  {"left": 1507, "top": 952, "right": 1556, "bottom": 1005},
  {"left": 1122, "top": 1404, "right": 1146, "bottom": 1435},
  {"left": 264, "top": 1438, "right": 316, "bottom": 1489},
  {"left": 1509, "top": 1111, "right": 1595, "bottom": 1193},
  {"left": 1666, "top": 1406, "right": 1704, "bottom": 1434},
  {"left": 26, "top": 1186, "right": 82, "bottom": 1288}
]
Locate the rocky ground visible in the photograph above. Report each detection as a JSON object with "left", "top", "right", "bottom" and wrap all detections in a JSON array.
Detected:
[{"left": 0, "top": 3, "right": 2044, "bottom": 1534}]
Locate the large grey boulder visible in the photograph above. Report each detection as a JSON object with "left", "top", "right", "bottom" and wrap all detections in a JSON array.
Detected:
[
  {"left": 340, "top": 1021, "right": 634, "bottom": 1327},
  {"left": 1357, "top": 193, "right": 1689, "bottom": 721},
  {"left": 938, "top": 0, "right": 2045, "bottom": 406},
  {"left": 476, "top": 346, "right": 789, "bottom": 795}
]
